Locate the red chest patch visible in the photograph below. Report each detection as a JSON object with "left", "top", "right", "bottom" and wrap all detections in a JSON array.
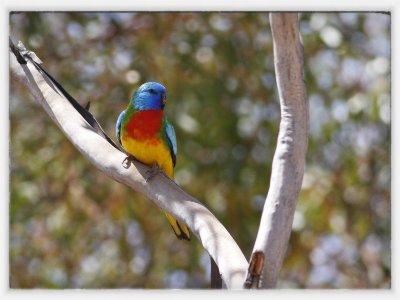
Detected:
[{"left": 125, "top": 110, "right": 163, "bottom": 140}]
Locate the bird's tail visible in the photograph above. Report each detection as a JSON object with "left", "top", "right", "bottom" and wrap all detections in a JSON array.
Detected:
[{"left": 164, "top": 211, "right": 191, "bottom": 241}]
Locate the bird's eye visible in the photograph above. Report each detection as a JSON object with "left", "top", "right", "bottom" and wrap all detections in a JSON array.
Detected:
[{"left": 148, "top": 88, "right": 156, "bottom": 94}]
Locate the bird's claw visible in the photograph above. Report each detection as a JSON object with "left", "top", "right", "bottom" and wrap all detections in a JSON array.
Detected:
[
  {"left": 122, "top": 155, "right": 135, "bottom": 168},
  {"left": 145, "top": 165, "right": 163, "bottom": 182}
]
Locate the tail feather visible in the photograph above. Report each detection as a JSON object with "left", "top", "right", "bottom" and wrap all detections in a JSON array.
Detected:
[{"left": 164, "top": 211, "right": 190, "bottom": 241}]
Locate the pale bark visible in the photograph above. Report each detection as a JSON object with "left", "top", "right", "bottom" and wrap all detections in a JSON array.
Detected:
[
  {"left": 246, "top": 13, "right": 308, "bottom": 288},
  {"left": 9, "top": 42, "right": 248, "bottom": 289}
]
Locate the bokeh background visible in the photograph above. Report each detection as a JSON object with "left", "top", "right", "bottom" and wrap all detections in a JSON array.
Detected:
[{"left": 9, "top": 12, "right": 390, "bottom": 288}]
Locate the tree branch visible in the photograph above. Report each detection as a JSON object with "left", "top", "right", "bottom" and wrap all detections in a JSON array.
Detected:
[
  {"left": 9, "top": 40, "right": 248, "bottom": 289},
  {"left": 245, "top": 13, "right": 309, "bottom": 288}
]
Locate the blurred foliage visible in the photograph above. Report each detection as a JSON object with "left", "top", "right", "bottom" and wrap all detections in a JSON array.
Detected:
[{"left": 9, "top": 12, "right": 390, "bottom": 288}]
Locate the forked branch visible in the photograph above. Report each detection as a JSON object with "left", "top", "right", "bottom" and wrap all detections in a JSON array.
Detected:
[{"left": 245, "top": 13, "right": 308, "bottom": 288}]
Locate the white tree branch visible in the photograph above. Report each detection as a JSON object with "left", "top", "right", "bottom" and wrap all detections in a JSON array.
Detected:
[
  {"left": 9, "top": 44, "right": 248, "bottom": 289},
  {"left": 246, "top": 13, "right": 309, "bottom": 288}
]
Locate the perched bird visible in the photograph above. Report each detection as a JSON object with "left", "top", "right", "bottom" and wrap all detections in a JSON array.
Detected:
[{"left": 116, "top": 82, "right": 190, "bottom": 241}]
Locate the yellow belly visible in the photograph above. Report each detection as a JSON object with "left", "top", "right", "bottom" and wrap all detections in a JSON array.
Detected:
[
  {"left": 122, "top": 137, "right": 174, "bottom": 178},
  {"left": 122, "top": 135, "right": 189, "bottom": 240}
]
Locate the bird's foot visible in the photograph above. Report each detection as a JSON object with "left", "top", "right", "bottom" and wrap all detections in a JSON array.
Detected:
[
  {"left": 122, "top": 155, "right": 135, "bottom": 168},
  {"left": 145, "top": 165, "right": 163, "bottom": 182}
]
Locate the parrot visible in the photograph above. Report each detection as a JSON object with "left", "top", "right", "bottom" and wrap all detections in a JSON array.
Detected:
[{"left": 116, "top": 82, "right": 190, "bottom": 241}]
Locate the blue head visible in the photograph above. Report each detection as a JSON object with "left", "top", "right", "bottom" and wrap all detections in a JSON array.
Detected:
[{"left": 131, "top": 82, "right": 167, "bottom": 111}]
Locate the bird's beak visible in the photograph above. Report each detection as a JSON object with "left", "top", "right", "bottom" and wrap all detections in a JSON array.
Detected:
[{"left": 161, "top": 92, "right": 167, "bottom": 109}]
